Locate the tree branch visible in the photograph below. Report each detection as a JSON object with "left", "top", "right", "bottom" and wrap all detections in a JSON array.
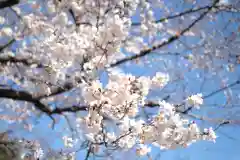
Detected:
[
  {"left": 132, "top": 4, "right": 212, "bottom": 26},
  {"left": 144, "top": 79, "right": 240, "bottom": 114},
  {"left": 0, "top": 0, "right": 19, "bottom": 9},
  {"left": 110, "top": 0, "right": 220, "bottom": 68},
  {"left": 0, "top": 39, "right": 15, "bottom": 53},
  {"left": 203, "top": 80, "right": 240, "bottom": 99},
  {"left": 51, "top": 105, "right": 88, "bottom": 114},
  {"left": 0, "top": 88, "right": 52, "bottom": 114},
  {"left": 36, "top": 82, "right": 75, "bottom": 99},
  {"left": 181, "top": 79, "right": 240, "bottom": 114},
  {"left": 84, "top": 143, "right": 92, "bottom": 160},
  {"left": 187, "top": 112, "right": 240, "bottom": 130},
  {"left": 0, "top": 56, "right": 44, "bottom": 68},
  {"left": 0, "top": 86, "right": 89, "bottom": 117},
  {"left": 132, "top": 3, "right": 238, "bottom": 26},
  {"left": 69, "top": 9, "right": 77, "bottom": 25}
]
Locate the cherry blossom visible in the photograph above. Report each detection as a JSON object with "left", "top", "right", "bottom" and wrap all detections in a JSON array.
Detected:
[{"left": 1, "top": 0, "right": 238, "bottom": 159}]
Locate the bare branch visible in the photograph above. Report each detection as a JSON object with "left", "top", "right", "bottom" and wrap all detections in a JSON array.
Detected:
[
  {"left": 51, "top": 105, "right": 88, "bottom": 114},
  {"left": 203, "top": 80, "right": 240, "bottom": 99},
  {"left": 187, "top": 113, "right": 240, "bottom": 128},
  {"left": 84, "top": 143, "right": 92, "bottom": 160},
  {"left": 0, "top": 39, "right": 15, "bottom": 53}
]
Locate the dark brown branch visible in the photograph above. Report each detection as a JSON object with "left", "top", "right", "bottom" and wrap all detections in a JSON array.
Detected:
[
  {"left": 0, "top": 86, "right": 87, "bottom": 117},
  {"left": 214, "top": 121, "right": 230, "bottom": 131},
  {"left": 35, "top": 58, "right": 89, "bottom": 99},
  {"left": 0, "top": 88, "right": 52, "bottom": 114},
  {"left": 186, "top": 113, "right": 240, "bottom": 130},
  {"left": 213, "top": 119, "right": 240, "bottom": 131},
  {"left": 0, "top": 59, "right": 81, "bottom": 100},
  {"left": 69, "top": 9, "right": 77, "bottom": 25},
  {"left": 51, "top": 105, "right": 88, "bottom": 114},
  {"left": 0, "top": 86, "right": 88, "bottom": 118},
  {"left": 145, "top": 79, "right": 240, "bottom": 114},
  {"left": 132, "top": 4, "right": 212, "bottom": 26},
  {"left": 0, "top": 57, "right": 80, "bottom": 100},
  {"left": 68, "top": 9, "right": 92, "bottom": 26},
  {"left": 0, "top": 39, "right": 15, "bottom": 53},
  {"left": 110, "top": 0, "right": 220, "bottom": 68},
  {"left": 132, "top": 3, "right": 238, "bottom": 26},
  {"left": 84, "top": 143, "right": 92, "bottom": 160},
  {"left": 0, "top": 57, "right": 44, "bottom": 68},
  {"left": 0, "top": 0, "right": 19, "bottom": 9},
  {"left": 36, "top": 82, "right": 75, "bottom": 99},
  {"left": 203, "top": 80, "right": 240, "bottom": 99},
  {"left": 182, "top": 79, "right": 240, "bottom": 114}
]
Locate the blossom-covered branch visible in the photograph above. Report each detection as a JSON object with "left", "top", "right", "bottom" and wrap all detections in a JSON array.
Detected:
[
  {"left": 145, "top": 79, "right": 240, "bottom": 113},
  {"left": 132, "top": 2, "right": 239, "bottom": 26},
  {"left": 0, "top": 56, "right": 44, "bottom": 67},
  {"left": 110, "top": 0, "right": 220, "bottom": 67},
  {"left": 0, "top": 88, "right": 52, "bottom": 114},
  {"left": 132, "top": 4, "right": 215, "bottom": 26}
]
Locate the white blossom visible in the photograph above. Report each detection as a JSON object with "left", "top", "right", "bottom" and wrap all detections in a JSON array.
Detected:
[
  {"left": 1, "top": 27, "right": 13, "bottom": 37},
  {"left": 62, "top": 136, "right": 74, "bottom": 148},
  {"left": 136, "top": 144, "right": 151, "bottom": 156},
  {"left": 187, "top": 93, "right": 203, "bottom": 108},
  {"left": 0, "top": 16, "right": 5, "bottom": 24},
  {"left": 152, "top": 72, "right": 169, "bottom": 87}
]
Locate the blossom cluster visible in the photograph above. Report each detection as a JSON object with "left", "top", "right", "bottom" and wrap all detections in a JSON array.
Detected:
[{"left": 74, "top": 72, "right": 215, "bottom": 156}]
